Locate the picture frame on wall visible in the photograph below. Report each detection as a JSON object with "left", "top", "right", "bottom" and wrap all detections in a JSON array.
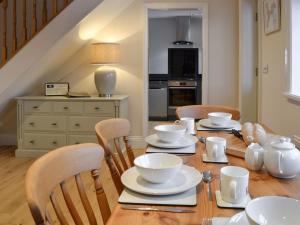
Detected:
[{"left": 263, "top": 0, "right": 281, "bottom": 35}]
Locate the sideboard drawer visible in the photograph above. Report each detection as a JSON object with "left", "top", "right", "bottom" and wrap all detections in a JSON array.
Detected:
[
  {"left": 23, "top": 116, "right": 66, "bottom": 131},
  {"left": 84, "top": 102, "right": 115, "bottom": 115},
  {"left": 24, "top": 133, "right": 66, "bottom": 149},
  {"left": 53, "top": 102, "right": 83, "bottom": 114},
  {"left": 24, "top": 101, "right": 52, "bottom": 113},
  {"left": 68, "top": 135, "right": 97, "bottom": 145},
  {"left": 68, "top": 117, "right": 111, "bottom": 132}
]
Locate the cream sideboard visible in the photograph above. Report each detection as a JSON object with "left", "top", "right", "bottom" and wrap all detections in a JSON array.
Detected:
[{"left": 15, "top": 95, "right": 128, "bottom": 157}]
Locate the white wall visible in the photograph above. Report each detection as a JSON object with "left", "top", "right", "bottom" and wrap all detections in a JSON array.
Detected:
[
  {"left": 49, "top": 0, "right": 238, "bottom": 142},
  {"left": 258, "top": 0, "right": 300, "bottom": 136},
  {"left": 148, "top": 17, "right": 202, "bottom": 74},
  {"left": 0, "top": 0, "right": 136, "bottom": 145},
  {"left": 0, "top": 0, "right": 240, "bottom": 145}
]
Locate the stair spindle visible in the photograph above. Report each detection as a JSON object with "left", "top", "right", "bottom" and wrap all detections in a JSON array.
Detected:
[
  {"left": 22, "top": 0, "right": 28, "bottom": 43},
  {"left": 1, "top": 0, "right": 8, "bottom": 65},
  {"left": 64, "top": 0, "right": 69, "bottom": 7},
  {"left": 52, "top": 0, "right": 57, "bottom": 16},
  {"left": 12, "top": 0, "right": 17, "bottom": 54},
  {"left": 32, "top": 0, "right": 37, "bottom": 35},
  {"left": 42, "top": 0, "right": 48, "bottom": 24}
]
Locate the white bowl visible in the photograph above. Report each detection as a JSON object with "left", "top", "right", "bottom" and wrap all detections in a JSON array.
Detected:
[
  {"left": 134, "top": 153, "right": 183, "bottom": 183},
  {"left": 245, "top": 196, "right": 300, "bottom": 225},
  {"left": 208, "top": 112, "right": 232, "bottom": 126},
  {"left": 154, "top": 125, "right": 186, "bottom": 143}
]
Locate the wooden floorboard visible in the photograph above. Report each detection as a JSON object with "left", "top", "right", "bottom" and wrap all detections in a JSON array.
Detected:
[{"left": 0, "top": 146, "right": 143, "bottom": 225}]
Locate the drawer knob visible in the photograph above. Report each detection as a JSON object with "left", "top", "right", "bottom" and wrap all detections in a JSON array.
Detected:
[
  {"left": 94, "top": 107, "right": 100, "bottom": 110},
  {"left": 75, "top": 142, "right": 80, "bottom": 145},
  {"left": 29, "top": 122, "right": 35, "bottom": 126},
  {"left": 33, "top": 106, "right": 39, "bottom": 109},
  {"left": 52, "top": 141, "right": 57, "bottom": 145},
  {"left": 75, "top": 123, "right": 80, "bottom": 127},
  {"left": 51, "top": 123, "right": 57, "bottom": 126},
  {"left": 63, "top": 106, "right": 69, "bottom": 110},
  {"left": 29, "top": 140, "right": 35, "bottom": 144}
]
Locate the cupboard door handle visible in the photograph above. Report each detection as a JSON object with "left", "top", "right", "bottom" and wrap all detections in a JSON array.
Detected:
[
  {"left": 75, "top": 123, "right": 80, "bottom": 127},
  {"left": 33, "top": 106, "right": 39, "bottom": 109},
  {"left": 51, "top": 123, "right": 57, "bottom": 126},
  {"left": 29, "top": 122, "right": 35, "bottom": 126},
  {"left": 75, "top": 142, "right": 80, "bottom": 144},
  {"left": 29, "top": 140, "right": 35, "bottom": 144},
  {"left": 63, "top": 106, "right": 69, "bottom": 110},
  {"left": 52, "top": 141, "right": 57, "bottom": 145},
  {"left": 94, "top": 107, "right": 100, "bottom": 110}
]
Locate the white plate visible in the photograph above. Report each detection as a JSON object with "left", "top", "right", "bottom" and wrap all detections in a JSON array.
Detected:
[
  {"left": 121, "top": 165, "right": 202, "bottom": 196},
  {"left": 226, "top": 212, "right": 250, "bottom": 225},
  {"left": 199, "top": 119, "right": 240, "bottom": 129},
  {"left": 145, "top": 134, "right": 198, "bottom": 149}
]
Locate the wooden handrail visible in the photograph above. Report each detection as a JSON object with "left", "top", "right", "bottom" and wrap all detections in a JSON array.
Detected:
[
  {"left": 1, "top": 0, "right": 7, "bottom": 65},
  {"left": 22, "top": 0, "right": 28, "bottom": 43},
  {"left": 0, "top": 0, "right": 74, "bottom": 67}
]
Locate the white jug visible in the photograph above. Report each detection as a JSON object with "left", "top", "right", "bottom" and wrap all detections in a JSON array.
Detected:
[{"left": 245, "top": 143, "right": 264, "bottom": 171}]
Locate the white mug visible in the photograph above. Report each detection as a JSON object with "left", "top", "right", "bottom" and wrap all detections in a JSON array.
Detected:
[
  {"left": 175, "top": 117, "right": 195, "bottom": 134},
  {"left": 206, "top": 137, "right": 226, "bottom": 160},
  {"left": 220, "top": 166, "right": 249, "bottom": 204}
]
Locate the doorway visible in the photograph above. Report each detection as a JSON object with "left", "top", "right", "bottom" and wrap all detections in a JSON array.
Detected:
[{"left": 143, "top": 2, "right": 208, "bottom": 136}]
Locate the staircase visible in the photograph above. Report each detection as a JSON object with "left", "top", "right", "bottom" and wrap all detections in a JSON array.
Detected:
[{"left": 0, "top": 0, "right": 73, "bottom": 68}]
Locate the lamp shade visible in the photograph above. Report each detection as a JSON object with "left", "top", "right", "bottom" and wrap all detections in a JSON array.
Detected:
[{"left": 91, "top": 43, "right": 120, "bottom": 65}]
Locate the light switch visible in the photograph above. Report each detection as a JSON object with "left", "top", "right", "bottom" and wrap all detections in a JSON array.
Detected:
[{"left": 262, "top": 64, "right": 269, "bottom": 74}]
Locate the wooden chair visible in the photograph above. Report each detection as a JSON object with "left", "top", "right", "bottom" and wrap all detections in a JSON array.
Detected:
[
  {"left": 95, "top": 118, "right": 134, "bottom": 195},
  {"left": 176, "top": 104, "right": 241, "bottom": 120},
  {"left": 25, "top": 143, "right": 111, "bottom": 225}
]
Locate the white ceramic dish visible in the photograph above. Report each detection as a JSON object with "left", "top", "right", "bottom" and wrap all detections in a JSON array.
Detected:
[
  {"left": 146, "top": 145, "right": 196, "bottom": 154},
  {"left": 245, "top": 196, "right": 300, "bottom": 225},
  {"left": 134, "top": 153, "right": 182, "bottom": 183},
  {"left": 154, "top": 124, "right": 186, "bottom": 142},
  {"left": 215, "top": 190, "right": 251, "bottom": 209},
  {"left": 199, "top": 119, "right": 240, "bottom": 129},
  {"left": 121, "top": 165, "right": 202, "bottom": 196},
  {"left": 202, "top": 154, "right": 228, "bottom": 164},
  {"left": 208, "top": 112, "right": 232, "bottom": 126},
  {"left": 145, "top": 134, "right": 198, "bottom": 149},
  {"left": 226, "top": 212, "right": 250, "bottom": 225}
]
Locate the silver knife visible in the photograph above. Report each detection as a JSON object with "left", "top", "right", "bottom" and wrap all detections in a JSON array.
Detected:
[{"left": 121, "top": 206, "right": 195, "bottom": 213}]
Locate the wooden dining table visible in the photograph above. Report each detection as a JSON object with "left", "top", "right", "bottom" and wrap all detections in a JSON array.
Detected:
[{"left": 106, "top": 129, "right": 300, "bottom": 225}]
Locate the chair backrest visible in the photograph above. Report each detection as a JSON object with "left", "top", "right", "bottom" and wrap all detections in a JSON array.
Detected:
[
  {"left": 176, "top": 104, "right": 241, "bottom": 120},
  {"left": 25, "top": 143, "right": 111, "bottom": 225},
  {"left": 95, "top": 118, "right": 134, "bottom": 195}
]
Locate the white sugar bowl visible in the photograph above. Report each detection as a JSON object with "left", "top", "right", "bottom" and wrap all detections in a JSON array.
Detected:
[{"left": 264, "top": 137, "right": 300, "bottom": 178}]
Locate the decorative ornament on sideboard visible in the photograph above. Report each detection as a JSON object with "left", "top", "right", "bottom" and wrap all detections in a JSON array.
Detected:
[{"left": 91, "top": 43, "right": 120, "bottom": 97}]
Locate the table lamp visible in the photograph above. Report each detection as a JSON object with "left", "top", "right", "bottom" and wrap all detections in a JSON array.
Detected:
[{"left": 91, "top": 43, "right": 120, "bottom": 97}]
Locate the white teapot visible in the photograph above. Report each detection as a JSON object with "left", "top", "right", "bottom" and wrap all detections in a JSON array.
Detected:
[
  {"left": 245, "top": 143, "right": 264, "bottom": 171},
  {"left": 264, "top": 137, "right": 300, "bottom": 178}
]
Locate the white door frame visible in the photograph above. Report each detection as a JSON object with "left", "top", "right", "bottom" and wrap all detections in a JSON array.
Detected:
[
  {"left": 238, "top": 0, "right": 259, "bottom": 122},
  {"left": 142, "top": 2, "right": 209, "bottom": 136}
]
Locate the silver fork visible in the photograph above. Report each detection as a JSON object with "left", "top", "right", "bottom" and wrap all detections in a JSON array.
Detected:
[{"left": 202, "top": 218, "right": 212, "bottom": 225}]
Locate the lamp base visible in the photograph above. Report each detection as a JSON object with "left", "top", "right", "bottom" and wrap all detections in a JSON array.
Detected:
[
  {"left": 99, "top": 93, "right": 113, "bottom": 98},
  {"left": 94, "top": 69, "right": 116, "bottom": 96}
]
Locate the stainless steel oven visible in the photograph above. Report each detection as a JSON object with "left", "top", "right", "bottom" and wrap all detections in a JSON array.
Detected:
[{"left": 168, "top": 80, "right": 200, "bottom": 118}]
